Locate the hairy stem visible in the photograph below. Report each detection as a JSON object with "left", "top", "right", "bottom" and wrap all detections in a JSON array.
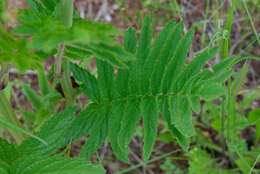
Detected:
[
  {"left": 54, "top": 44, "right": 65, "bottom": 77},
  {"left": 61, "top": 59, "right": 74, "bottom": 106},
  {"left": 54, "top": 0, "right": 75, "bottom": 105}
]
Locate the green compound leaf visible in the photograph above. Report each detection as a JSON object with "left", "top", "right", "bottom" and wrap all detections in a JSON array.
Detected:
[{"left": 70, "top": 16, "right": 240, "bottom": 162}]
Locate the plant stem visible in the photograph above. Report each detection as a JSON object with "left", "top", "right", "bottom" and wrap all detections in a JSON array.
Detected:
[
  {"left": 220, "top": 0, "right": 237, "bottom": 153},
  {"left": 54, "top": 44, "right": 65, "bottom": 77},
  {"left": 61, "top": 0, "right": 74, "bottom": 28},
  {"left": 222, "top": 0, "right": 237, "bottom": 60},
  {"left": 54, "top": 0, "right": 75, "bottom": 105},
  {"left": 220, "top": 96, "right": 226, "bottom": 153},
  {"left": 61, "top": 58, "right": 74, "bottom": 106}
]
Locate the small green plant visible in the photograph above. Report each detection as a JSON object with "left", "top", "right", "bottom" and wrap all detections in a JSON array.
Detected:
[{"left": 160, "top": 158, "right": 185, "bottom": 174}]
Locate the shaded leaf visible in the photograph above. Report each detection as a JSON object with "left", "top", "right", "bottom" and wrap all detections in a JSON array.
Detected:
[{"left": 70, "top": 63, "right": 100, "bottom": 103}]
